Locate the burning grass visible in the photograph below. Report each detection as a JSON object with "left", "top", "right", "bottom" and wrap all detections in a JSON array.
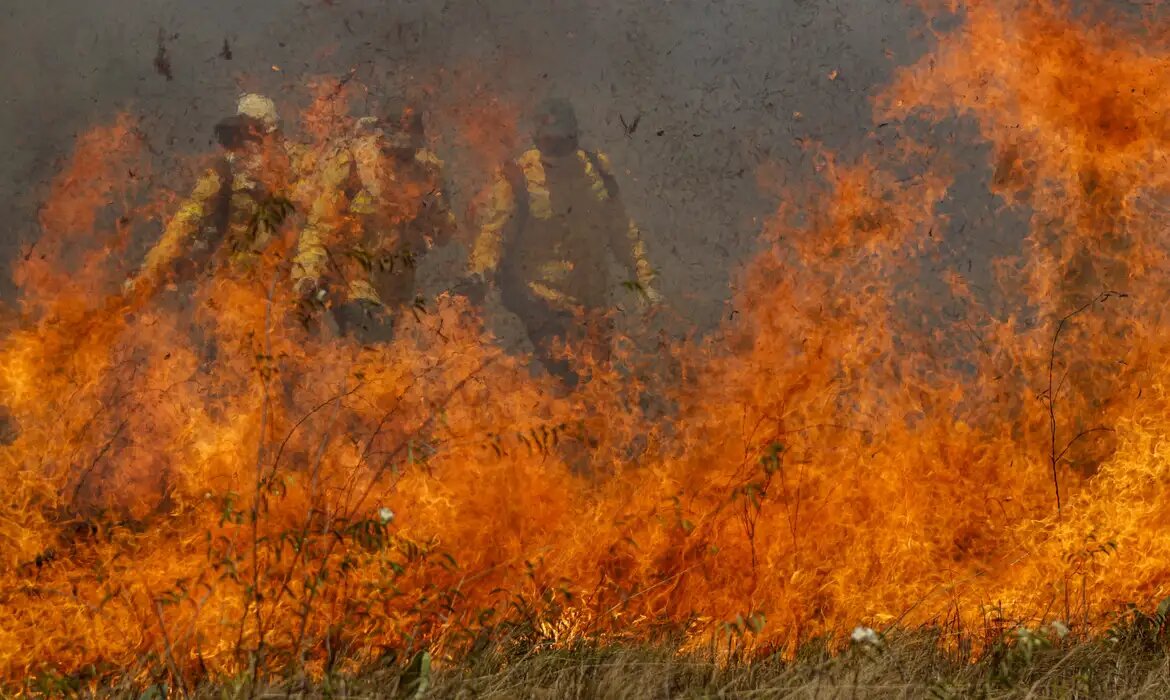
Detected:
[{"left": 5, "top": 0, "right": 1170, "bottom": 692}]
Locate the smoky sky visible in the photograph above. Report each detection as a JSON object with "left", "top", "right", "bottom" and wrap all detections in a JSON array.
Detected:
[{"left": 1, "top": 0, "right": 955, "bottom": 330}]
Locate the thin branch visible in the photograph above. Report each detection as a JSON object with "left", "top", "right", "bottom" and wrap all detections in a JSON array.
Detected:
[
  {"left": 69, "top": 418, "right": 129, "bottom": 507},
  {"left": 1055, "top": 426, "right": 1117, "bottom": 465},
  {"left": 264, "top": 383, "right": 365, "bottom": 486},
  {"left": 245, "top": 273, "right": 279, "bottom": 690},
  {"left": 150, "top": 597, "right": 190, "bottom": 698},
  {"left": 1045, "top": 290, "right": 1126, "bottom": 517}
]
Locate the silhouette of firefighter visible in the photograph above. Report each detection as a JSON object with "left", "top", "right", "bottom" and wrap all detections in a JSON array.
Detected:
[
  {"left": 464, "top": 97, "right": 661, "bottom": 387},
  {"left": 126, "top": 94, "right": 299, "bottom": 297},
  {"left": 122, "top": 94, "right": 300, "bottom": 376},
  {"left": 291, "top": 107, "right": 457, "bottom": 343}
]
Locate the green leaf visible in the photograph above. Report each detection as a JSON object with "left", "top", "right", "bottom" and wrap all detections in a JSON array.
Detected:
[{"left": 748, "top": 612, "right": 766, "bottom": 634}]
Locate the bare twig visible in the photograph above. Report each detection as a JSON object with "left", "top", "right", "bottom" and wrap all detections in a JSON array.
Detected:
[
  {"left": 1043, "top": 289, "right": 1126, "bottom": 625},
  {"left": 244, "top": 274, "right": 279, "bottom": 692},
  {"left": 285, "top": 354, "right": 502, "bottom": 670},
  {"left": 264, "top": 383, "right": 364, "bottom": 486},
  {"left": 151, "top": 596, "right": 190, "bottom": 698},
  {"left": 1044, "top": 290, "right": 1125, "bottom": 516},
  {"left": 69, "top": 418, "right": 129, "bottom": 506}
]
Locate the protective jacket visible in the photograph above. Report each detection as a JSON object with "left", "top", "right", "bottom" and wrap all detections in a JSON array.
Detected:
[
  {"left": 291, "top": 134, "right": 456, "bottom": 311},
  {"left": 133, "top": 142, "right": 301, "bottom": 291},
  {"left": 468, "top": 147, "right": 657, "bottom": 312}
]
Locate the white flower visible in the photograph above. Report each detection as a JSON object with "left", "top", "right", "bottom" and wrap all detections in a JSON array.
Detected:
[
  {"left": 378, "top": 507, "right": 395, "bottom": 524},
  {"left": 851, "top": 626, "right": 880, "bottom": 645},
  {"left": 1049, "top": 620, "right": 1070, "bottom": 639}
]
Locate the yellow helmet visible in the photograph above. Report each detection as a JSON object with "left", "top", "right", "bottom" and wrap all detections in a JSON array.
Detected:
[{"left": 236, "top": 93, "right": 279, "bottom": 133}]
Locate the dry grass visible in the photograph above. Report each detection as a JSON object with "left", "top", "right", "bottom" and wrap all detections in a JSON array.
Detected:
[{"left": 63, "top": 623, "right": 1170, "bottom": 700}]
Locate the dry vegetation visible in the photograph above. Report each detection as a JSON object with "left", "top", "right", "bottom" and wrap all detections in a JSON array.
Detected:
[{"left": 49, "top": 621, "right": 1170, "bottom": 699}]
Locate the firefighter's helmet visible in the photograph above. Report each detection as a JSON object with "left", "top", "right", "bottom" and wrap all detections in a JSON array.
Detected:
[
  {"left": 354, "top": 116, "right": 381, "bottom": 134},
  {"left": 237, "top": 93, "right": 280, "bottom": 133}
]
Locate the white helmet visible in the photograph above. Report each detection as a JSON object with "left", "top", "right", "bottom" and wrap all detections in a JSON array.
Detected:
[
  {"left": 236, "top": 93, "right": 279, "bottom": 133},
  {"left": 353, "top": 116, "right": 382, "bottom": 135}
]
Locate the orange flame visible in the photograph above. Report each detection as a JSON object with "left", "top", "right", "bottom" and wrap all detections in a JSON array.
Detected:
[{"left": 6, "top": 1, "right": 1170, "bottom": 688}]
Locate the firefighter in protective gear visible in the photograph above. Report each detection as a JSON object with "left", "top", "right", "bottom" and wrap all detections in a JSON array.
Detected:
[
  {"left": 290, "top": 108, "right": 457, "bottom": 343},
  {"left": 125, "top": 94, "right": 297, "bottom": 295},
  {"left": 465, "top": 97, "right": 661, "bottom": 386}
]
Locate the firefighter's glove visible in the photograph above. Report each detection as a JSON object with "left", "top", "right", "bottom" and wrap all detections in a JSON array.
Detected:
[
  {"left": 291, "top": 277, "right": 329, "bottom": 329},
  {"left": 296, "top": 277, "right": 328, "bottom": 306},
  {"left": 642, "top": 286, "right": 664, "bottom": 306}
]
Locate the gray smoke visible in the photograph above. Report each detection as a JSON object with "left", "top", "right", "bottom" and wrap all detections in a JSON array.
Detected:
[{"left": 3, "top": 0, "right": 1025, "bottom": 335}]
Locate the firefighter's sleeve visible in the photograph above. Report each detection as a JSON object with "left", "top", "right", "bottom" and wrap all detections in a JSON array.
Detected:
[
  {"left": 134, "top": 168, "right": 224, "bottom": 288},
  {"left": 622, "top": 219, "right": 658, "bottom": 295},
  {"left": 284, "top": 142, "right": 309, "bottom": 193},
  {"left": 423, "top": 188, "right": 458, "bottom": 250},
  {"left": 417, "top": 151, "right": 458, "bottom": 248},
  {"left": 467, "top": 168, "right": 516, "bottom": 279},
  {"left": 595, "top": 153, "right": 659, "bottom": 297},
  {"left": 291, "top": 148, "right": 353, "bottom": 292},
  {"left": 429, "top": 181, "right": 458, "bottom": 248}
]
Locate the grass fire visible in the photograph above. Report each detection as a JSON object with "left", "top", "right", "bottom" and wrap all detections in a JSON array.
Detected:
[{"left": 4, "top": 1, "right": 1170, "bottom": 696}]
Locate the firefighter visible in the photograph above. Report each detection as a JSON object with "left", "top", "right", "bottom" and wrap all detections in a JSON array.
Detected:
[
  {"left": 291, "top": 107, "right": 457, "bottom": 343},
  {"left": 125, "top": 93, "right": 297, "bottom": 296},
  {"left": 464, "top": 97, "right": 661, "bottom": 387},
  {"left": 121, "top": 93, "right": 299, "bottom": 389}
]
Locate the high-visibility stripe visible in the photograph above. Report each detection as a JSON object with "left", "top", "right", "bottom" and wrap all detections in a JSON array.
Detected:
[
  {"left": 349, "top": 189, "right": 377, "bottom": 214},
  {"left": 348, "top": 279, "right": 382, "bottom": 305},
  {"left": 628, "top": 220, "right": 654, "bottom": 286},
  {"left": 536, "top": 260, "right": 574, "bottom": 281},
  {"left": 467, "top": 172, "right": 514, "bottom": 276},
  {"left": 577, "top": 150, "right": 611, "bottom": 202},
  {"left": 527, "top": 281, "right": 577, "bottom": 306},
  {"left": 518, "top": 149, "right": 552, "bottom": 219},
  {"left": 139, "top": 169, "right": 225, "bottom": 280}
]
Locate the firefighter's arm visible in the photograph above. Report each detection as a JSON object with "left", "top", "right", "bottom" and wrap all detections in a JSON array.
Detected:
[
  {"left": 291, "top": 222, "right": 329, "bottom": 296},
  {"left": 290, "top": 148, "right": 353, "bottom": 295},
  {"left": 128, "top": 168, "right": 224, "bottom": 292},
  {"left": 424, "top": 187, "right": 459, "bottom": 251},
  {"left": 466, "top": 168, "right": 515, "bottom": 280},
  {"left": 428, "top": 175, "right": 459, "bottom": 249},
  {"left": 622, "top": 219, "right": 662, "bottom": 304},
  {"left": 594, "top": 153, "right": 662, "bottom": 304}
]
